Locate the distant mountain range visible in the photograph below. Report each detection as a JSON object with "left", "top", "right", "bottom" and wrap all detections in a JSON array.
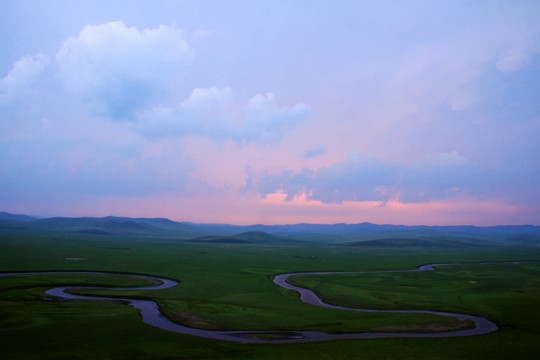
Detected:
[{"left": 1, "top": 211, "right": 539, "bottom": 246}]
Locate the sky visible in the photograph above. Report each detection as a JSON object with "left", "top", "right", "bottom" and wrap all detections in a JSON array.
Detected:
[{"left": 1, "top": 0, "right": 539, "bottom": 226}]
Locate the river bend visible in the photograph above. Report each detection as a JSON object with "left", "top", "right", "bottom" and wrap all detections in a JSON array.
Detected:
[{"left": 1, "top": 263, "right": 516, "bottom": 343}]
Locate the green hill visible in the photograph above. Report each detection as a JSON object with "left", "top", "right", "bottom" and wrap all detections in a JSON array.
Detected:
[
  {"left": 0, "top": 212, "right": 35, "bottom": 221},
  {"left": 233, "top": 231, "right": 282, "bottom": 242},
  {"left": 188, "top": 231, "right": 287, "bottom": 244},
  {"left": 74, "top": 220, "right": 162, "bottom": 235},
  {"left": 1, "top": 211, "right": 539, "bottom": 245},
  {"left": 188, "top": 236, "right": 252, "bottom": 244}
]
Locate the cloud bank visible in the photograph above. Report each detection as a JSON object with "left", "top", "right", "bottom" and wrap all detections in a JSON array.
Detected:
[
  {"left": 247, "top": 149, "right": 540, "bottom": 208},
  {"left": 0, "top": 20, "right": 311, "bottom": 213}
]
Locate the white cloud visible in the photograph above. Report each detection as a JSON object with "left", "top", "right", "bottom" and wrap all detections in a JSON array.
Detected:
[
  {"left": 0, "top": 54, "right": 49, "bottom": 103},
  {"left": 182, "top": 87, "right": 233, "bottom": 110},
  {"left": 136, "top": 86, "right": 234, "bottom": 139},
  {"left": 136, "top": 88, "right": 310, "bottom": 143},
  {"left": 242, "top": 92, "right": 311, "bottom": 143},
  {"left": 55, "top": 21, "right": 193, "bottom": 119}
]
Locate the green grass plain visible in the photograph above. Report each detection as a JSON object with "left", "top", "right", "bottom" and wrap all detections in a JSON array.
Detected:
[{"left": 1, "top": 230, "right": 539, "bottom": 359}]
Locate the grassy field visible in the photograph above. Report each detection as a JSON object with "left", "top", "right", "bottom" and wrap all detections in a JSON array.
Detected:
[{"left": 1, "top": 230, "right": 539, "bottom": 359}]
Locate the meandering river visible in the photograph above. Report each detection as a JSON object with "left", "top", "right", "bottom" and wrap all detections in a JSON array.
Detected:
[{"left": 1, "top": 263, "right": 515, "bottom": 343}]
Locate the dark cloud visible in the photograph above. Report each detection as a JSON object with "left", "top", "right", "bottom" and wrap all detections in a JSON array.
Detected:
[{"left": 248, "top": 149, "right": 540, "bottom": 206}]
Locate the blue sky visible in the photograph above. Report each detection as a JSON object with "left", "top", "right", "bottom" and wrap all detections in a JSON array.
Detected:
[{"left": 1, "top": 1, "right": 539, "bottom": 225}]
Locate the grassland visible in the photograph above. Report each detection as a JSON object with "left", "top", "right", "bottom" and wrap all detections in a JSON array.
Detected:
[{"left": 1, "top": 229, "right": 539, "bottom": 359}]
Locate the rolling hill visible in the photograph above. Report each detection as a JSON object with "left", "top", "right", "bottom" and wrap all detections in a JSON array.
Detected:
[
  {"left": 1, "top": 212, "right": 539, "bottom": 246},
  {"left": 188, "top": 231, "right": 286, "bottom": 244}
]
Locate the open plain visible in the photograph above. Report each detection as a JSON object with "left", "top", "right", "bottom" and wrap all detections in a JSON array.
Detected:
[{"left": 1, "top": 218, "right": 539, "bottom": 359}]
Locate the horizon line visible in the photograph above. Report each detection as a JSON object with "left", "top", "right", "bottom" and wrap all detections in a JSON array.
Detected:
[{"left": 1, "top": 211, "right": 538, "bottom": 228}]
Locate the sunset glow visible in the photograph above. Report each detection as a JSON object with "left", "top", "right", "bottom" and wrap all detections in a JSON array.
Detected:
[{"left": 1, "top": 1, "right": 539, "bottom": 225}]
